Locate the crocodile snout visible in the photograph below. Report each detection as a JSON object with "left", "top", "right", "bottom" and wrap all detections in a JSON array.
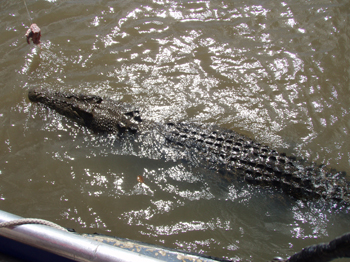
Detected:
[{"left": 28, "top": 88, "right": 43, "bottom": 102}]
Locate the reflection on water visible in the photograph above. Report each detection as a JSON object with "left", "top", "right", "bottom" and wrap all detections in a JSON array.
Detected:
[{"left": 0, "top": 0, "right": 349, "bottom": 261}]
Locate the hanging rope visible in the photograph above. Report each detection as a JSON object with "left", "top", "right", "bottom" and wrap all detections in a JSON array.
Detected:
[
  {"left": 23, "top": 0, "right": 33, "bottom": 23},
  {"left": 23, "top": 0, "right": 42, "bottom": 46}
]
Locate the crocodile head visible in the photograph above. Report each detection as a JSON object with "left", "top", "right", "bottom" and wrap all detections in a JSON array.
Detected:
[{"left": 28, "top": 88, "right": 142, "bottom": 134}]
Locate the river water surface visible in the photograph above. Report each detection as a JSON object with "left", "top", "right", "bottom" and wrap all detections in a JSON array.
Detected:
[{"left": 0, "top": 0, "right": 349, "bottom": 261}]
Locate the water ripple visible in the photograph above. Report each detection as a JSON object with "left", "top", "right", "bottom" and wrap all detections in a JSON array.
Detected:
[{"left": 1, "top": 0, "right": 349, "bottom": 261}]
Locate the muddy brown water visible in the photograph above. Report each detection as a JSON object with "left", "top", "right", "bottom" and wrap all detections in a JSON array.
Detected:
[{"left": 0, "top": 0, "right": 349, "bottom": 261}]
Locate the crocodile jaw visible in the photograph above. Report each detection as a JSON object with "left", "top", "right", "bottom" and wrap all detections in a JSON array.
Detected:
[{"left": 28, "top": 88, "right": 141, "bottom": 134}]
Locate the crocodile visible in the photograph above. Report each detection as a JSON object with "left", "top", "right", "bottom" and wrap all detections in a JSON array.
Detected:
[{"left": 28, "top": 88, "right": 350, "bottom": 204}]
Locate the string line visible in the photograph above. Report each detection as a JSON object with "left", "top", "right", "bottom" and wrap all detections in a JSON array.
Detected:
[{"left": 23, "top": 0, "right": 33, "bottom": 23}]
